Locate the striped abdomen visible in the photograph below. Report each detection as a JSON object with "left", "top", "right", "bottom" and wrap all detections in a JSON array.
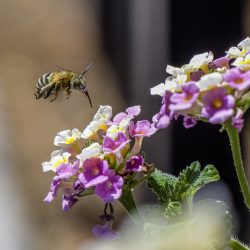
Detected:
[
  {"left": 36, "top": 73, "right": 51, "bottom": 90},
  {"left": 35, "top": 73, "right": 52, "bottom": 99}
]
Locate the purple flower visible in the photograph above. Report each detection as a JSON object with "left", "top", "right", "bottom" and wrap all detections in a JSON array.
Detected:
[
  {"left": 56, "top": 160, "right": 79, "bottom": 179},
  {"left": 232, "top": 109, "right": 244, "bottom": 132},
  {"left": 202, "top": 87, "right": 235, "bottom": 124},
  {"left": 153, "top": 91, "right": 173, "bottom": 129},
  {"left": 223, "top": 68, "right": 250, "bottom": 91},
  {"left": 169, "top": 82, "right": 200, "bottom": 112},
  {"left": 44, "top": 176, "right": 62, "bottom": 203},
  {"left": 129, "top": 120, "right": 156, "bottom": 138},
  {"left": 92, "top": 222, "right": 121, "bottom": 240},
  {"left": 209, "top": 56, "right": 230, "bottom": 69},
  {"left": 78, "top": 158, "right": 109, "bottom": 188},
  {"left": 112, "top": 106, "right": 141, "bottom": 123},
  {"left": 62, "top": 194, "right": 78, "bottom": 212},
  {"left": 183, "top": 116, "right": 197, "bottom": 129},
  {"left": 126, "top": 155, "right": 144, "bottom": 172},
  {"left": 103, "top": 132, "right": 130, "bottom": 154},
  {"left": 95, "top": 169, "right": 123, "bottom": 203}
]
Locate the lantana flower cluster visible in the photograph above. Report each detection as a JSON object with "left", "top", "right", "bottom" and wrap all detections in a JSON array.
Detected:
[
  {"left": 151, "top": 37, "right": 250, "bottom": 131},
  {"left": 43, "top": 105, "right": 155, "bottom": 237}
]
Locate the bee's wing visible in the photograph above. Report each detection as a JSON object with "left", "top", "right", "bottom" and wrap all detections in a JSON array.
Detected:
[{"left": 80, "top": 63, "right": 93, "bottom": 78}]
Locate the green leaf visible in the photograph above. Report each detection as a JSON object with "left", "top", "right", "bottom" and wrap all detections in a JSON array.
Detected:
[
  {"left": 175, "top": 162, "right": 220, "bottom": 201},
  {"left": 147, "top": 162, "right": 220, "bottom": 208},
  {"left": 147, "top": 169, "right": 177, "bottom": 204},
  {"left": 175, "top": 161, "right": 202, "bottom": 199},
  {"left": 163, "top": 201, "right": 182, "bottom": 218}
]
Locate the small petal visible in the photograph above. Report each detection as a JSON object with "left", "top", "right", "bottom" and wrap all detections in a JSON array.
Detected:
[
  {"left": 93, "top": 105, "right": 113, "bottom": 121},
  {"left": 92, "top": 222, "right": 121, "bottom": 240},
  {"left": 62, "top": 194, "right": 78, "bottom": 212},
  {"left": 232, "top": 109, "right": 244, "bottom": 132},
  {"left": 126, "top": 155, "right": 144, "bottom": 172},
  {"left": 183, "top": 116, "right": 197, "bottom": 128}
]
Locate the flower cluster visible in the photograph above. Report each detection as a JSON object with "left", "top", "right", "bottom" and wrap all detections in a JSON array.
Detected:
[
  {"left": 151, "top": 37, "right": 250, "bottom": 132},
  {"left": 43, "top": 105, "right": 155, "bottom": 237}
]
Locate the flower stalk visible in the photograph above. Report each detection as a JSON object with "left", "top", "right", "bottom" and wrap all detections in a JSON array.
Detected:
[
  {"left": 119, "top": 189, "right": 143, "bottom": 228},
  {"left": 226, "top": 122, "right": 250, "bottom": 210}
]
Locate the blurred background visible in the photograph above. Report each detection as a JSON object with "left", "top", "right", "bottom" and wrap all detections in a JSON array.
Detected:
[{"left": 0, "top": 0, "right": 249, "bottom": 249}]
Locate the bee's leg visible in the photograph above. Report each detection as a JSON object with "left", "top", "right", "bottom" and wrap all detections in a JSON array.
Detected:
[
  {"left": 50, "top": 83, "right": 60, "bottom": 102},
  {"left": 43, "top": 88, "right": 53, "bottom": 99},
  {"left": 34, "top": 91, "right": 42, "bottom": 99},
  {"left": 66, "top": 87, "right": 71, "bottom": 99}
]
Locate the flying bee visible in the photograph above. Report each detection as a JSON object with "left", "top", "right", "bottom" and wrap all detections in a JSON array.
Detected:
[{"left": 34, "top": 63, "right": 93, "bottom": 107}]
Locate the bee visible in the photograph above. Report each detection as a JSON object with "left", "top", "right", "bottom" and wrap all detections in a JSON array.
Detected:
[{"left": 34, "top": 63, "right": 93, "bottom": 107}]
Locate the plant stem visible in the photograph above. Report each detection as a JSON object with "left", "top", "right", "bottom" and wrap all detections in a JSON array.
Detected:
[
  {"left": 226, "top": 123, "right": 250, "bottom": 210},
  {"left": 119, "top": 189, "right": 143, "bottom": 228},
  {"left": 230, "top": 238, "right": 250, "bottom": 250}
]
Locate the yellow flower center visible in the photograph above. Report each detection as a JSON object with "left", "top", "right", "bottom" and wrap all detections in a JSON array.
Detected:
[
  {"left": 235, "top": 78, "right": 243, "bottom": 84},
  {"left": 212, "top": 99, "right": 223, "bottom": 109},
  {"left": 65, "top": 136, "right": 75, "bottom": 144},
  {"left": 106, "top": 181, "right": 112, "bottom": 189},
  {"left": 92, "top": 166, "right": 100, "bottom": 176},
  {"left": 185, "top": 94, "right": 193, "bottom": 101}
]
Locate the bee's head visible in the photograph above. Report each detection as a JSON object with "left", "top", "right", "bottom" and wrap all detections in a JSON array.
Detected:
[{"left": 72, "top": 77, "right": 85, "bottom": 91}]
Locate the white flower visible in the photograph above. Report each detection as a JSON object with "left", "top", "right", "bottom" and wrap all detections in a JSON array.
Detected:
[
  {"left": 182, "top": 52, "right": 213, "bottom": 72},
  {"left": 93, "top": 105, "right": 112, "bottom": 121},
  {"left": 54, "top": 129, "right": 81, "bottom": 147},
  {"left": 82, "top": 105, "right": 112, "bottom": 139},
  {"left": 82, "top": 120, "right": 108, "bottom": 140},
  {"left": 198, "top": 72, "right": 223, "bottom": 91},
  {"left": 150, "top": 83, "right": 167, "bottom": 96},
  {"left": 226, "top": 46, "right": 244, "bottom": 58},
  {"left": 42, "top": 150, "right": 70, "bottom": 172},
  {"left": 232, "top": 54, "right": 250, "bottom": 70},
  {"left": 106, "top": 118, "right": 130, "bottom": 138},
  {"left": 226, "top": 37, "right": 250, "bottom": 58},
  {"left": 238, "top": 37, "right": 250, "bottom": 50},
  {"left": 76, "top": 142, "right": 102, "bottom": 164},
  {"left": 166, "top": 65, "right": 182, "bottom": 76}
]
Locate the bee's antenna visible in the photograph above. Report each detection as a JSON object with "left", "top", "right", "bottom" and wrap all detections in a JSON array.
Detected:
[{"left": 80, "top": 63, "right": 93, "bottom": 78}]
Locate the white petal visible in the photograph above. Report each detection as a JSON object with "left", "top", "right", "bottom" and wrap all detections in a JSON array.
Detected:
[
  {"left": 226, "top": 47, "right": 243, "bottom": 58},
  {"left": 93, "top": 105, "right": 112, "bottom": 121},
  {"left": 238, "top": 37, "right": 250, "bottom": 49},
  {"left": 198, "top": 72, "right": 222, "bottom": 91},
  {"left": 42, "top": 162, "right": 52, "bottom": 172},
  {"left": 150, "top": 83, "right": 166, "bottom": 96},
  {"left": 188, "top": 52, "right": 213, "bottom": 69},
  {"left": 77, "top": 142, "right": 102, "bottom": 163},
  {"left": 175, "top": 74, "right": 187, "bottom": 85},
  {"left": 81, "top": 120, "right": 106, "bottom": 139},
  {"left": 72, "top": 128, "right": 81, "bottom": 139},
  {"left": 166, "top": 65, "right": 182, "bottom": 76},
  {"left": 164, "top": 80, "right": 178, "bottom": 92}
]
